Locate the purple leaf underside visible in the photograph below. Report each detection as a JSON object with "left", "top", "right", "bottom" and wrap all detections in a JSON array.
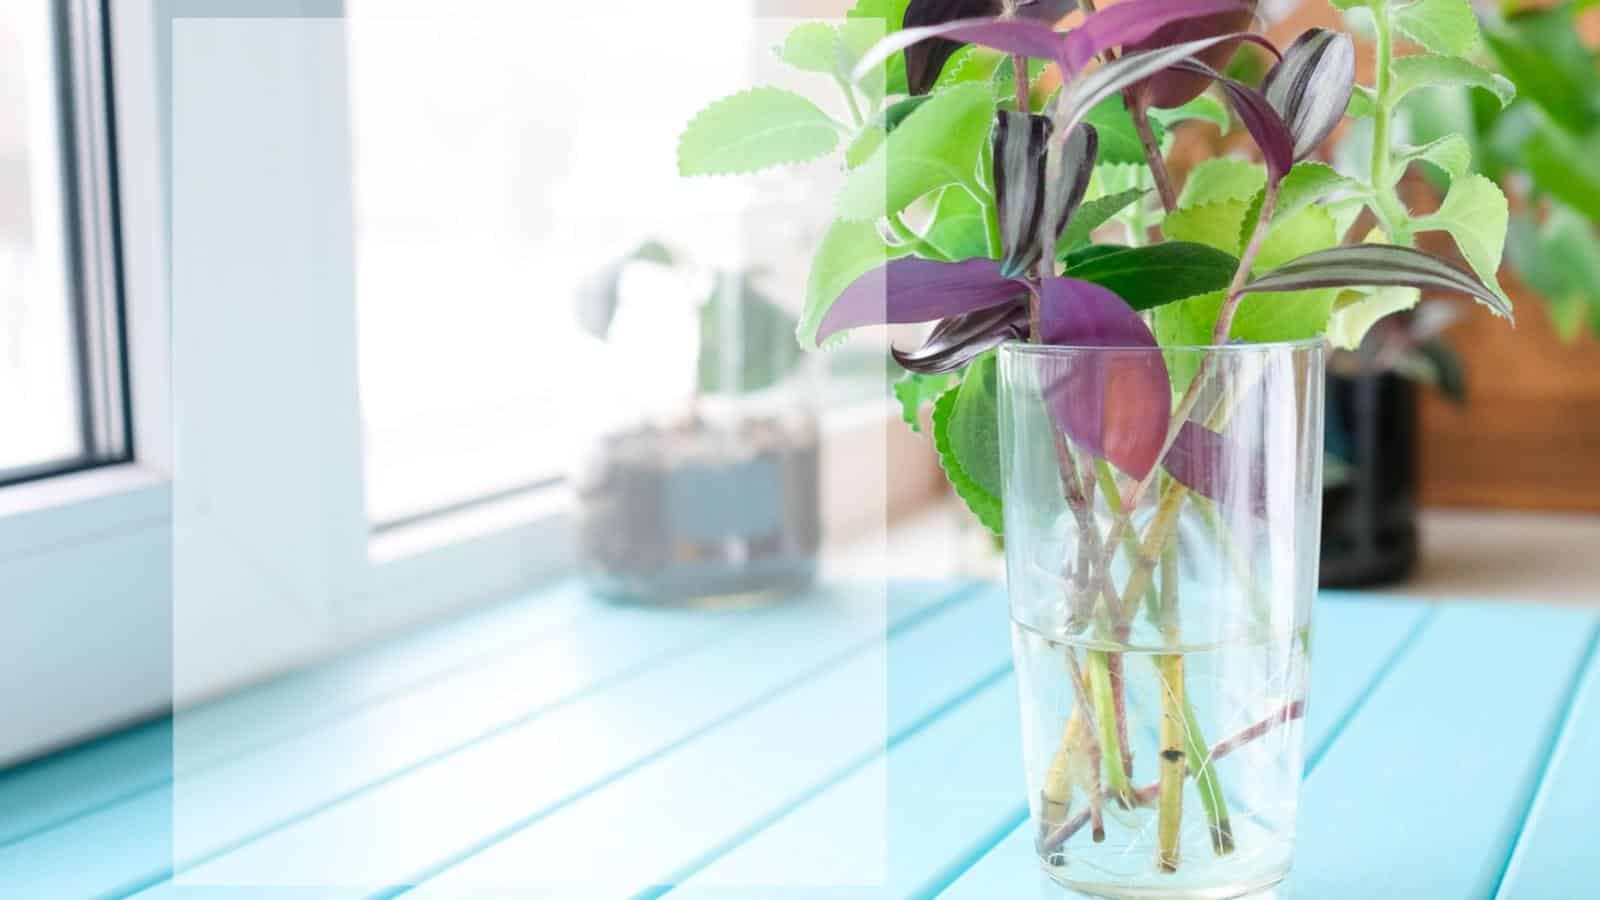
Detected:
[{"left": 816, "top": 257, "right": 1025, "bottom": 346}]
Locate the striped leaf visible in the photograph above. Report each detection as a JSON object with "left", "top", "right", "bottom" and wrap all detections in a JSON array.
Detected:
[
  {"left": 1261, "top": 29, "right": 1356, "bottom": 164},
  {"left": 1237, "top": 244, "right": 1513, "bottom": 320}
]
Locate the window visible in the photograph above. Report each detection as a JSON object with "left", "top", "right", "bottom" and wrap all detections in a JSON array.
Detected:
[
  {"left": 346, "top": 5, "right": 841, "bottom": 527},
  {"left": 0, "top": 0, "right": 127, "bottom": 487}
]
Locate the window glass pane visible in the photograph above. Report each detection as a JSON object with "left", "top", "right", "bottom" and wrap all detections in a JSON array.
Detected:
[
  {"left": 349, "top": 3, "right": 835, "bottom": 525},
  {"left": 0, "top": 3, "right": 83, "bottom": 479}
]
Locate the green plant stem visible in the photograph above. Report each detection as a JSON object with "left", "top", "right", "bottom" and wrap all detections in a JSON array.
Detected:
[
  {"left": 1181, "top": 694, "right": 1237, "bottom": 855},
  {"left": 1367, "top": 0, "right": 1410, "bottom": 245},
  {"left": 1065, "top": 648, "right": 1109, "bottom": 842},
  {"left": 832, "top": 74, "right": 865, "bottom": 130},
  {"left": 1087, "top": 650, "right": 1135, "bottom": 806}
]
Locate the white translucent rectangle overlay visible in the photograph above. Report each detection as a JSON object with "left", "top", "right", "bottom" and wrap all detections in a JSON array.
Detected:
[{"left": 170, "top": 7, "right": 894, "bottom": 892}]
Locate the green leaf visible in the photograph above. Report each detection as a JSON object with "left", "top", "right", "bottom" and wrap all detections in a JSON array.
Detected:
[
  {"left": 698, "top": 274, "right": 802, "bottom": 394},
  {"left": 780, "top": 23, "right": 844, "bottom": 74},
  {"left": 1346, "top": 84, "right": 1376, "bottom": 118},
  {"left": 1395, "top": 133, "right": 1472, "bottom": 184},
  {"left": 1066, "top": 242, "right": 1240, "bottom": 311},
  {"left": 1228, "top": 204, "right": 1342, "bottom": 341},
  {"left": 847, "top": 0, "right": 911, "bottom": 25},
  {"left": 1412, "top": 172, "right": 1510, "bottom": 306},
  {"left": 845, "top": 95, "right": 931, "bottom": 169},
  {"left": 1084, "top": 96, "right": 1167, "bottom": 166},
  {"left": 1390, "top": 55, "right": 1516, "bottom": 111},
  {"left": 894, "top": 371, "right": 955, "bottom": 433},
  {"left": 1162, "top": 199, "right": 1250, "bottom": 253},
  {"left": 1148, "top": 93, "right": 1231, "bottom": 132},
  {"left": 1524, "top": 126, "right": 1600, "bottom": 224},
  {"left": 1508, "top": 206, "right": 1600, "bottom": 341},
  {"left": 924, "top": 186, "right": 993, "bottom": 261},
  {"left": 798, "top": 219, "right": 900, "bottom": 349},
  {"left": 1240, "top": 161, "right": 1364, "bottom": 245},
  {"left": 1326, "top": 286, "right": 1421, "bottom": 350},
  {"left": 1394, "top": 0, "right": 1480, "bottom": 57},
  {"left": 679, "top": 88, "right": 841, "bottom": 176},
  {"left": 1482, "top": 10, "right": 1599, "bottom": 134},
  {"left": 1178, "top": 159, "right": 1266, "bottom": 209},
  {"left": 933, "top": 357, "right": 1004, "bottom": 536},
  {"left": 1152, "top": 295, "right": 1215, "bottom": 392},
  {"left": 933, "top": 46, "right": 1007, "bottom": 92},
  {"left": 1057, "top": 188, "right": 1147, "bottom": 254},
  {"left": 837, "top": 81, "right": 995, "bottom": 221}
]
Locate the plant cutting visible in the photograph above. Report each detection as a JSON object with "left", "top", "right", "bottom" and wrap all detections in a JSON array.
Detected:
[{"left": 679, "top": 0, "right": 1511, "bottom": 894}]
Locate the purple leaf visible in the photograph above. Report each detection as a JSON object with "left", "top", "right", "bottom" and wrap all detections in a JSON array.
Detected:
[
  {"left": 1050, "top": 33, "right": 1278, "bottom": 152},
  {"left": 1060, "top": 0, "right": 1250, "bottom": 73},
  {"left": 1236, "top": 244, "right": 1513, "bottom": 320},
  {"left": 899, "top": 0, "right": 1076, "bottom": 94},
  {"left": 1165, "top": 421, "right": 1265, "bottom": 514},
  {"left": 817, "top": 257, "right": 1027, "bottom": 345},
  {"left": 1171, "top": 58, "right": 1295, "bottom": 181},
  {"left": 1128, "top": 4, "right": 1258, "bottom": 109},
  {"left": 994, "top": 113, "right": 1099, "bottom": 278},
  {"left": 1261, "top": 28, "right": 1355, "bottom": 162},
  {"left": 1038, "top": 277, "right": 1172, "bottom": 479},
  {"left": 893, "top": 303, "right": 1028, "bottom": 374},
  {"left": 854, "top": 16, "right": 1070, "bottom": 90}
]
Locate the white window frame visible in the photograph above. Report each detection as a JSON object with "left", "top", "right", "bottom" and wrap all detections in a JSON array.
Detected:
[{"left": 0, "top": 1, "right": 945, "bottom": 768}]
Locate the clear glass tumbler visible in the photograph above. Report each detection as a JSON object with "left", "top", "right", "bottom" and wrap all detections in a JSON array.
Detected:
[{"left": 997, "top": 340, "right": 1325, "bottom": 899}]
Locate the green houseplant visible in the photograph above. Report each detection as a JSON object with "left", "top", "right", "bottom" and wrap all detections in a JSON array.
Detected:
[{"left": 679, "top": 0, "right": 1511, "bottom": 893}]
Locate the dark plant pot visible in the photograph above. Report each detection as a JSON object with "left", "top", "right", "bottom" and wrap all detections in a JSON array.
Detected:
[
  {"left": 575, "top": 412, "right": 821, "bottom": 606},
  {"left": 1320, "top": 371, "right": 1419, "bottom": 588}
]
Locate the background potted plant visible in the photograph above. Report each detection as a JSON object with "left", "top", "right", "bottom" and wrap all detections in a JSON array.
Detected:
[
  {"left": 679, "top": 0, "right": 1508, "bottom": 892},
  {"left": 573, "top": 243, "right": 821, "bottom": 604}
]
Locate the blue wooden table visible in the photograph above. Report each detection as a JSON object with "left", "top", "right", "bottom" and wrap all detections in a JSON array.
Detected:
[{"left": 1, "top": 581, "right": 1595, "bottom": 899}]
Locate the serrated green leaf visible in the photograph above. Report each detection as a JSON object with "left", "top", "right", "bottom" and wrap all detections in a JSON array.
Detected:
[
  {"left": 679, "top": 88, "right": 841, "bottom": 177},
  {"left": 1326, "top": 286, "right": 1421, "bottom": 350},
  {"left": 1240, "top": 162, "right": 1364, "bottom": 246},
  {"left": 780, "top": 23, "right": 843, "bottom": 74},
  {"left": 1508, "top": 205, "right": 1600, "bottom": 341},
  {"left": 847, "top": 0, "right": 911, "bottom": 24},
  {"left": 1412, "top": 172, "right": 1510, "bottom": 305},
  {"left": 1162, "top": 199, "right": 1250, "bottom": 254},
  {"left": 933, "top": 46, "right": 1006, "bottom": 92},
  {"left": 1229, "top": 204, "right": 1341, "bottom": 341},
  {"left": 845, "top": 94, "right": 931, "bottom": 169},
  {"left": 1394, "top": 0, "right": 1480, "bottom": 57},
  {"left": 1178, "top": 159, "right": 1266, "bottom": 210},
  {"left": 1395, "top": 133, "right": 1472, "bottom": 184},
  {"left": 1152, "top": 296, "right": 1215, "bottom": 392},
  {"left": 894, "top": 371, "right": 955, "bottom": 433},
  {"left": 1067, "top": 242, "right": 1239, "bottom": 311},
  {"left": 798, "top": 219, "right": 900, "bottom": 349},
  {"left": 837, "top": 81, "right": 995, "bottom": 221},
  {"left": 1084, "top": 96, "right": 1166, "bottom": 165},
  {"left": 1390, "top": 55, "right": 1515, "bottom": 110},
  {"left": 1057, "top": 188, "right": 1147, "bottom": 254},
  {"left": 1149, "top": 94, "right": 1231, "bottom": 132},
  {"left": 933, "top": 357, "right": 1004, "bottom": 536},
  {"left": 924, "top": 185, "right": 993, "bottom": 260}
]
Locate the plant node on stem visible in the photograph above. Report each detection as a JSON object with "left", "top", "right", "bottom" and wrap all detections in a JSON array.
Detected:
[{"left": 1128, "top": 96, "right": 1178, "bottom": 215}]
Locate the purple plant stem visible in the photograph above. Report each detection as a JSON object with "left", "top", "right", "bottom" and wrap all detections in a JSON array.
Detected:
[
  {"left": 1128, "top": 95, "right": 1178, "bottom": 214},
  {"left": 1039, "top": 698, "right": 1308, "bottom": 853},
  {"left": 1064, "top": 648, "right": 1108, "bottom": 842}
]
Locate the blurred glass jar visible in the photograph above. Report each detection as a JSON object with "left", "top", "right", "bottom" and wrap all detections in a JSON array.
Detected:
[{"left": 573, "top": 251, "right": 821, "bottom": 606}]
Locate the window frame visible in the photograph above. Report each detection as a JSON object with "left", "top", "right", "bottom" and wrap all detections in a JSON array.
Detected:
[{"left": 0, "top": 1, "right": 945, "bottom": 768}]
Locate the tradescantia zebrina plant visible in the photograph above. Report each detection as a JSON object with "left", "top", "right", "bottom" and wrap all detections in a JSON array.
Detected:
[{"left": 679, "top": 0, "right": 1511, "bottom": 886}]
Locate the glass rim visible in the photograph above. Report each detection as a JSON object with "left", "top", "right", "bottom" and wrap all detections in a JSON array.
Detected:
[{"left": 998, "top": 337, "right": 1326, "bottom": 355}]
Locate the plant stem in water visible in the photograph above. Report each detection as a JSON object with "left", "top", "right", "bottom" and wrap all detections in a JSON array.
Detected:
[
  {"left": 1087, "top": 650, "right": 1135, "bottom": 806},
  {"left": 1156, "top": 541, "right": 1184, "bottom": 872}
]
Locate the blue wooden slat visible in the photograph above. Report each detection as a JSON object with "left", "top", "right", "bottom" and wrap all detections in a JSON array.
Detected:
[
  {"left": 939, "top": 595, "right": 1432, "bottom": 899},
  {"left": 0, "top": 584, "right": 766, "bottom": 899},
  {"left": 0, "top": 580, "right": 592, "bottom": 849},
  {"left": 661, "top": 676, "right": 1025, "bottom": 900},
  {"left": 1290, "top": 604, "right": 1598, "bottom": 900},
  {"left": 123, "top": 583, "right": 978, "bottom": 898},
  {"left": 384, "top": 585, "right": 1012, "bottom": 897},
  {"left": 1497, "top": 631, "right": 1600, "bottom": 900}
]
